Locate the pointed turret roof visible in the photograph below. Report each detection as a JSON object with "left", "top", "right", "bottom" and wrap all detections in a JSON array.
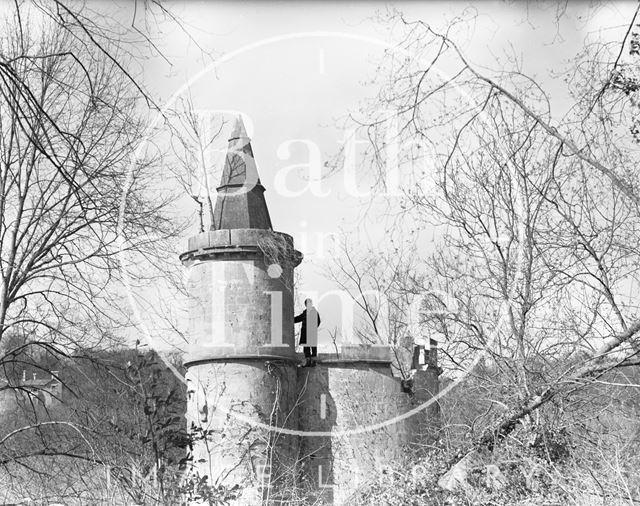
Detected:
[
  {"left": 228, "top": 115, "right": 249, "bottom": 141},
  {"left": 211, "top": 116, "right": 273, "bottom": 230}
]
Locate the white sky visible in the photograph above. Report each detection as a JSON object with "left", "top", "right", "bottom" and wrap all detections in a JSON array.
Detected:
[{"left": 106, "top": 1, "right": 637, "bottom": 350}]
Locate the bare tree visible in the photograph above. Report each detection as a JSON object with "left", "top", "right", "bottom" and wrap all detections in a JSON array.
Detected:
[
  {"left": 339, "top": 6, "right": 640, "bottom": 501},
  {"left": 167, "top": 99, "right": 227, "bottom": 233},
  {"left": 0, "top": 5, "right": 188, "bottom": 503},
  {"left": 326, "top": 234, "right": 426, "bottom": 379}
]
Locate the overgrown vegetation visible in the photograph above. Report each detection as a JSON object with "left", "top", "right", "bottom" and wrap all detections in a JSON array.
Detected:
[
  {"left": 0, "top": 345, "right": 189, "bottom": 504},
  {"left": 330, "top": 5, "right": 640, "bottom": 504}
]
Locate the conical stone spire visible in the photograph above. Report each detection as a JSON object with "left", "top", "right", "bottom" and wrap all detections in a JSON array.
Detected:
[{"left": 211, "top": 115, "right": 273, "bottom": 230}]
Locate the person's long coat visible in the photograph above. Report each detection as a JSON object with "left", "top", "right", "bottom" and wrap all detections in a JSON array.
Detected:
[{"left": 294, "top": 308, "right": 321, "bottom": 345}]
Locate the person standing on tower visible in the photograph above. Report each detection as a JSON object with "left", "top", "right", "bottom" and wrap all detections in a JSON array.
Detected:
[{"left": 295, "top": 298, "right": 321, "bottom": 367}]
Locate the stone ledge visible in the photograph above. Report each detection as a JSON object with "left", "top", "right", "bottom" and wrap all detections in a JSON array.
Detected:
[
  {"left": 184, "top": 346, "right": 297, "bottom": 367},
  {"left": 317, "top": 345, "right": 392, "bottom": 363},
  {"left": 185, "top": 355, "right": 300, "bottom": 367},
  {"left": 179, "top": 245, "right": 263, "bottom": 264},
  {"left": 313, "top": 357, "right": 392, "bottom": 365},
  {"left": 180, "top": 229, "right": 302, "bottom": 266}
]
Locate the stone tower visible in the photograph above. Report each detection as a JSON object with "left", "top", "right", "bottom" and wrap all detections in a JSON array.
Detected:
[
  {"left": 180, "top": 115, "right": 441, "bottom": 505},
  {"left": 181, "top": 116, "right": 302, "bottom": 504}
]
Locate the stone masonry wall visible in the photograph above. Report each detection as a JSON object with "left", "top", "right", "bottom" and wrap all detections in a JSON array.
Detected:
[
  {"left": 182, "top": 229, "right": 301, "bottom": 504},
  {"left": 184, "top": 256, "right": 295, "bottom": 361},
  {"left": 181, "top": 229, "right": 441, "bottom": 505},
  {"left": 297, "top": 359, "right": 436, "bottom": 505},
  {"left": 186, "top": 360, "right": 299, "bottom": 505}
]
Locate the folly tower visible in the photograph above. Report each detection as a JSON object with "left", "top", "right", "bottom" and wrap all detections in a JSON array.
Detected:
[
  {"left": 181, "top": 116, "right": 302, "bottom": 504},
  {"left": 180, "top": 115, "right": 441, "bottom": 505}
]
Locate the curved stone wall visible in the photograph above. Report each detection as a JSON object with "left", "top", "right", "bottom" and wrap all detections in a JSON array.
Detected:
[
  {"left": 297, "top": 361, "right": 422, "bottom": 505},
  {"left": 186, "top": 360, "right": 299, "bottom": 504}
]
